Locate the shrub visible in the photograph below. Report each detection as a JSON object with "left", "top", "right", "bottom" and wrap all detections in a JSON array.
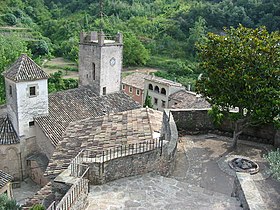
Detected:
[
  {"left": 264, "top": 148, "right": 280, "bottom": 181},
  {"left": 3, "top": 13, "right": 17, "bottom": 26}
]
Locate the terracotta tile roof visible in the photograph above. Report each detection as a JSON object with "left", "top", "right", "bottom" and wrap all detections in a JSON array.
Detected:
[
  {"left": 0, "top": 116, "right": 20, "bottom": 145},
  {"left": 35, "top": 88, "right": 141, "bottom": 147},
  {"left": 0, "top": 170, "right": 13, "bottom": 189},
  {"left": 122, "top": 72, "right": 150, "bottom": 90},
  {"left": 45, "top": 108, "right": 162, "bottom": 177},
  {"left": 145, "top": 75, "right": 183, "bottom": 87},
  {"left": 169, "top": 90, "right": 211, "bottom": 109},
  {"left": 3, "top": 54, "right": 49, "bottom": 82}
]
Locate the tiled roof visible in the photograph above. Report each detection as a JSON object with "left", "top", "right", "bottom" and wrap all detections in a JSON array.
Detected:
[
  {"left": 145, "top": 75, "right": 183, "bottom": 87},
  {"left": 122, "top": 72, "right": 150, "bottom": 90},
  {"left": 35, "top": 88, "right": 141, "bottom": 147},
  {"left": 0, "top": 170, "right": 13, "bottom": 189},
  {"left": 3, "top": 54, "right": 49, "bottom": 82},
  {"left": 45, "top": 108, "right": 162, "bottom": 177},
  {"left": 0, "top": 116, "right": 20, "bottom": 145},
  {"left": 169, "top": 90, "right": 211, "bottom": 109},
  {"left": 122, "top": 72, "right": 183, "bottom": 89}
]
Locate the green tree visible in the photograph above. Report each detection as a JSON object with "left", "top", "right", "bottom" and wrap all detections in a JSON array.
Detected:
[
  {"left": 123, "top": 33, "right": 150, "bottom": 66},
  {"left": 0, "top": 34, "right": 29, "bottom": 104},
  {"left": 144, "top": 91, "right": 153, "bottom": 108},
  {"left": 3, "top": 13, "right": 17, "bottom": 25},
  {"left": 186, "top": 16, "right": 207, "bottom": 56},
  {"left": 0, "top": 194, "right": 21, "bottom": 210},
  {"left": 196, "top": 25, "right": 280, "bottom": 148}
]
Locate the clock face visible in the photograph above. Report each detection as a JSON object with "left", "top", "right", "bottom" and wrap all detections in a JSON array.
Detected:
[{"left": 110, "top": 57, "right": 116, "bottom": 66}]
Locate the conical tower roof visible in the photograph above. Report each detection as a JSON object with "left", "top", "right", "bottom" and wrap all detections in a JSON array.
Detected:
[
  {"left": 0, "top": 116, "right": 20, "bottom": 145},
  {"left": 3, "top": 54, "right": 49, "bottom": 82}
]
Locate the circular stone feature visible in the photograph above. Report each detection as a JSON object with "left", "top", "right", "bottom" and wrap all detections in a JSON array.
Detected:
[{"left": 229, "top": 158, "right": 259, "bottom": 175}]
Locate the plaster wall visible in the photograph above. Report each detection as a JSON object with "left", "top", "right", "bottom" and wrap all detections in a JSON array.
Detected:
[
  {"left": 5, "top": 79, "right": 48, "bottom": 138},
  {"left": 144, "top": 80, "right": 184, "bottom": 111},
  {"left": 122, "top": 85, "right": 144, "bottom": 106}
]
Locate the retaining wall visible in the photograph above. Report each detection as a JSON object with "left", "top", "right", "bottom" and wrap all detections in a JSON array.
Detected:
[{"left": 171, "top": 109, "right": 278, "bottom": 145}]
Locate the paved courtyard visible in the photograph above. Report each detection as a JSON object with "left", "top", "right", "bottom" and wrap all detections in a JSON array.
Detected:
[{"left": 86, "top": 133, "right": 278, "bottom": 210}]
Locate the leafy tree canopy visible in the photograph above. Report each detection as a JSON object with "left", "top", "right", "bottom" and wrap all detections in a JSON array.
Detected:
[{"left": 196, "top": 25, "right": 280, "bottom": 147}]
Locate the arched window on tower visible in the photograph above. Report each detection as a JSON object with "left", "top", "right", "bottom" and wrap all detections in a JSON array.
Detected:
[
  {"left": 154, "top": 86, "right": 159, "bottom": 93},
  {"left": 161, "top": 88, "right": 166, "bottom": 95},
  {"left": 148, "top": 84, "right": 153, "bottom": 90}
]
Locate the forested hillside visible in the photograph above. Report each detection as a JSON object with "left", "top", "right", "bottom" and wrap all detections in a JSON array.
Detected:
[{"left": 0, "top": 0, "right": 279, "bottom": 102}]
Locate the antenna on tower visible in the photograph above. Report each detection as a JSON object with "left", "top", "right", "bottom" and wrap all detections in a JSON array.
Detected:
[{"left": 99, "top": 0, "right": 104, "bottom": 32}]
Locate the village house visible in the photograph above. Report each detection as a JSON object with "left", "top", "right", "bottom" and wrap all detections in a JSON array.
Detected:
[{"left": 122, "top": 72, "right": 210, "bottom": 110}]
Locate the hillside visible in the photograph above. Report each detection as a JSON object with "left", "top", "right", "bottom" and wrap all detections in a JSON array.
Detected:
[{"left": 0, "top": 0, "right": 279, "bottom": 102}]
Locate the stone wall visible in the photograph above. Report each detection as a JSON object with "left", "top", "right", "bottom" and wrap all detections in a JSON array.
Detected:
[
  {"left": 171, "top": 109, "right": 277, "bottom": 145},
  {"left": 88, "top": 110, "right": 178, "bottom": 185},
  {"left": 232, "top": 173, "right": 267, "bottom": 210}
]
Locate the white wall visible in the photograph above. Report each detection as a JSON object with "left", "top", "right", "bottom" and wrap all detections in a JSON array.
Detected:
[{"left": 15, "top": 79, "right": 48, "bottom": 138}]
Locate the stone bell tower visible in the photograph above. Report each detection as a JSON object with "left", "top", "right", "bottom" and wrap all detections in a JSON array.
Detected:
[{"left": 79, "top": 31, "right": 123, "bottom": 96}]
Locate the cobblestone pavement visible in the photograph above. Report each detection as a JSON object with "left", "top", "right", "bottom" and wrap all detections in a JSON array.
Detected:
[{"left": 86, "top": 173, "right": 242, "bottom": 210}]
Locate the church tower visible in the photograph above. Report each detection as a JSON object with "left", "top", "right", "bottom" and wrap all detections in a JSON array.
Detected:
[
  {"left": 3, "top": 54, "right": 49, "bottom": 138},
  {"left": 79, "top": 31, "right": 123, "bottom": 96}
]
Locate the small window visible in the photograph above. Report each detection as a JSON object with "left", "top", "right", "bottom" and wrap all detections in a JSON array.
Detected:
[
  {"left": 148, "top": 84, "right": 153, "bottom": 90},
  {"left": 9, "top": 85, "right": 12, "bottom": 96},
  {"left": 161, "top": 88, "right": 166, "bottom": 95},
  {"left": 92, "top": 63, "right": 96, "bottom": 80},
  {"left": 154, "top": 98, "right": 158, "bottom": 105},
  {"left": 162, "top": 100, "right": 166, "bottom": 108},
  {"left": 122, "top": 84, "right": 125, "bottom": 90},
  {"left": 29, "top": 86, "right": 36, "bottom": 96},
  {"left": 136, "top": 89, "right": 140, "bottom": 96},
  {"left": 103, "top": 87, "right": 106, "bottom": 95},
  {"left": 154, "top": 86, "right": 159, "bottom": 93},
  {"left": 129, "top": 86, "right": 133, "bottom": 93},
  {"left": 29, "top": 121, "right": 35, "bottom": 127}
]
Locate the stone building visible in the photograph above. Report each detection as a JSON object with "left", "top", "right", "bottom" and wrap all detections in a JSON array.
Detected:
[
  {"left": 121, "top": 72, "right": 150, "bottom": 106},
  {"left": 0, "top": 31, "right": 140, "bottom": 184}
]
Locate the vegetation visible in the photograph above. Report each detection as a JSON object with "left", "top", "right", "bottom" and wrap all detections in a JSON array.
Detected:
[
  {"left": 196, "top": 25, "right": 280, "bottom": 148},
  {"left": 48, "top": 71, "right": 78, "bottom": 93},
  {"left": 144, "top": 92, "right": 153, "bottom": 108},
  {"left": 0, "top": 0, "right": 279, "bottom": 101},
  {"left": 0, "top": 194, "right": 21, "bottom": 210},
  {"left": 29, "top": 204, "right": 45, "bottom": 210},
  {"left": 265, "top": 149, "right": 280, "bottom": 181}
]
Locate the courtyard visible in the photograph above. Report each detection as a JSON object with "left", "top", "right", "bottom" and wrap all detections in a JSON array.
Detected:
[{"left": 86, "top": 134, "right": 280, "bottom": 210}]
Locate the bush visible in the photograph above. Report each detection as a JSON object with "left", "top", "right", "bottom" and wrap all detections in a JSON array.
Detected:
[
  {"left": 264, "top": 148, "right": 280, "bottom": 181},
  {"left": 3, "top": 13, "right": 17, "bottom": 26}
]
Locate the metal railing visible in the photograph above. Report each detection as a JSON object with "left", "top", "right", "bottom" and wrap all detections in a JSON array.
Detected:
[
  {"left": 70, "top": 138, "right": 163, "bottom": 174},
  {"left": 47, "top": 166, "right": 89, "bottom": 210}
]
